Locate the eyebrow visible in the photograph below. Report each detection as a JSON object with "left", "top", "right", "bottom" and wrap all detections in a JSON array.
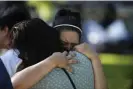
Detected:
[
  {"left": 61, "top": 37, "right": 79, "bottom": 44},
  {"left": 61, "top": 40, "right": 78, "bottom": 45}
]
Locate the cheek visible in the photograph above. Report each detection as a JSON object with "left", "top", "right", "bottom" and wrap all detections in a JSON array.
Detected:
[
  {"left": 6, "top": 37, "right": 12, "bottom": 47},
  {"left": 0, "top": 38, "right": 2, "bottom": 43},
  {"left": 71, "top": 37, "right": 79, "bottom": 43},
  {"left": 0, "top": 35, "right": 4, "bottom": 42},
  {"left": 60, "top": 36, "right": 64, "bottom": 41},
  {"left": 69, "top": 35, "right": 80, "bottom": 43}
]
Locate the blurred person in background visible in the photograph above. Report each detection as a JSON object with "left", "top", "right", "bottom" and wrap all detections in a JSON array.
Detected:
[
  {"left": 0, "top": 1, "right": 30, "bottom": 88},
  {"left": 0, "top": 1, "right": 31, "bottom": 77},
  {"left": 82, "top": 3, "right": 129, "bottom": 53}
]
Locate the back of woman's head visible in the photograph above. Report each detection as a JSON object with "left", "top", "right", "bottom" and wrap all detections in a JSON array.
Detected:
[{"left": 10, "top": 18, "right": 62, "bottom": 68}]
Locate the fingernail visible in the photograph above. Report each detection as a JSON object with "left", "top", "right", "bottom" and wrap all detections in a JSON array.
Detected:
[
  {"left": 69, "top": 70, "right": 74, "bottom": 74},
  {"left": 69, "top": 71, "right": 73, "bottom": 74},
  {"left": 67, "top": 69, "right": 72, "bottom": 73}
]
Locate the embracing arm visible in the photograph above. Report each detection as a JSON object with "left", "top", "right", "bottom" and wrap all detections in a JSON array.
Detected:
[
  {"left": 12, "top": 52, "right": 77, "bottom": 89},
  {"left": 91, "top": 56, "right": 108, "bottom": 89},
  {"left": 11, "top": 57, "right": 55, "bottom": 89}
]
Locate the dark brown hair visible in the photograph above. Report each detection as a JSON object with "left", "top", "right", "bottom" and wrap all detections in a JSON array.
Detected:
[{"left": 10, "top": 18, "right": 62, "bottom": 68}]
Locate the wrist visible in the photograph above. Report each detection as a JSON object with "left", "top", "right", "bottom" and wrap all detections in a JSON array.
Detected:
[{"left": 45, "top": 57, "right": 57, "bottom": 69}]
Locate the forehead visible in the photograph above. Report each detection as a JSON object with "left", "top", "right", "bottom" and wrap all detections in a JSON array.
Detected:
[{"left": 60, "top": 30, "right": 79, "bottom": 43}]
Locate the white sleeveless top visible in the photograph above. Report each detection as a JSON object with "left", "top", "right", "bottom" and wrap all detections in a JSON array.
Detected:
[
  {"left": 31, "top": 51, "right": 94, "bottom": 89},
  {"left": 0, "top": 49, "right": 22, "bottom": 77}
]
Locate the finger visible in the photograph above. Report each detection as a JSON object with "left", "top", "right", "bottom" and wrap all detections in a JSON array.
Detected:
[
  {"left": 69, "top": 51, "right": 76, "bottom": 57},
  {"left": 62, "top": 51, "right": 68, "bottom": 56},
  {"left": 67, "top": 54, "right": 73, "bottom": 60},
  {"left": 67, "top": 53, "right": 76, "bottom": 60},
  {"left": 65, "top": 66, "right": 72, "bottom": 73},
  {"left": 68, "top": 59, "right": 78, "bottom": 64}
]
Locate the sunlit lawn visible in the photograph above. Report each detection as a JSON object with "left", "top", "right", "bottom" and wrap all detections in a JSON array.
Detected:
[{"left": 100, "top": 53, "right": 133, "bottom": 89}]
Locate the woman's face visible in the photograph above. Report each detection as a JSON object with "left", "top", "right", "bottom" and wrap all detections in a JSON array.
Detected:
[
  {"left": 60, "top": 30, "right": 80, "bottom": 51},
  {"left": 0, "top": 27, "right": 11, "bottom": 49}
]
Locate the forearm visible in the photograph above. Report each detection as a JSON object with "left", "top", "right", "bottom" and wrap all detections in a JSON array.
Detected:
[
  {"left": 91, "top": 57, "right": 108, "bottom": 89},
  {"left": 11, "top": 57, "right": 55, "bottom": 89}
]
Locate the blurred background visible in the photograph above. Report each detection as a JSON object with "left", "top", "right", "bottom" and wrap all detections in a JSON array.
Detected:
[{"left": 1, "top": 1, "right": 133, "bottom": 89}]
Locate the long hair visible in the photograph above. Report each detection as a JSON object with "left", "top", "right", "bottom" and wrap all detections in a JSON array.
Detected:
[{"left": 10, "top": 18, "right": 62, "bottom": 68}]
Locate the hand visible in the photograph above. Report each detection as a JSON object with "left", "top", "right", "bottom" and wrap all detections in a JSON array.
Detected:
[
  {"left": 74, "top": 43, "right": 99, "bottom": 61},
  {"left": 48, "top": 51, "right": 77, "bottom": 72}
]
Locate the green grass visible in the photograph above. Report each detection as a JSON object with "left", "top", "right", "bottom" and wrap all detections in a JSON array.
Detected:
[{"left": 100, "top": 53, "right": 133, "bottom": 89}]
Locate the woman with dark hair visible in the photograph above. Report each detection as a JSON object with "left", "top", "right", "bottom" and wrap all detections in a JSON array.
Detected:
[{"left": 10, "top": 18, "right": 63, "bottom": 68}]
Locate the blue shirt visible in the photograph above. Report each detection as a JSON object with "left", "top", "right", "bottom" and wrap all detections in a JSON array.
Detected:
[{"left": 0, "top": 59, "right": 13, "bottom": 89}]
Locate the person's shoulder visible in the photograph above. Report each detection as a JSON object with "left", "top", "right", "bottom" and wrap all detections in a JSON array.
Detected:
[{"left": 0, "top": 49, "right": 22, "bottom": 77}]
